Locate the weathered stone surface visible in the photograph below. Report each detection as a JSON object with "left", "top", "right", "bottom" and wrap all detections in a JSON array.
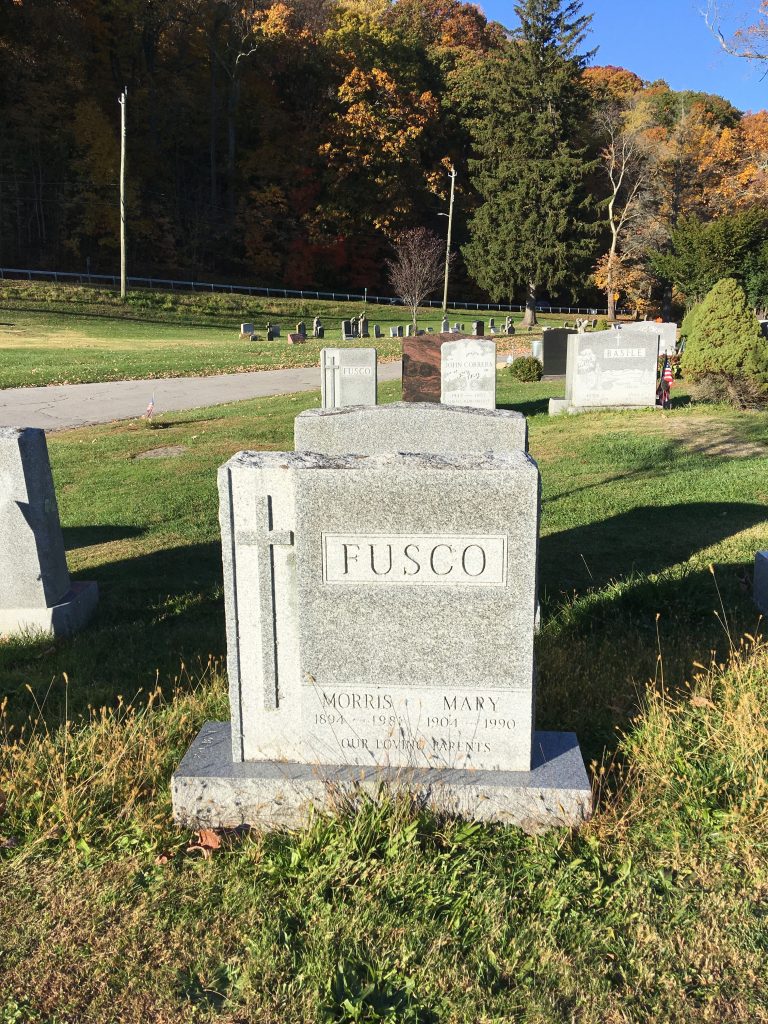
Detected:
[
  {"left": 0, "top": 426, "right": 98, "bottom": 636},
  {"left": 541, "top": 328, "right": 573, "bottom": 376},
  {"left": 216, "top": 449, "right": 539, "bottom": 771},
  {"left": 173, "top": 432, "right": 590, "bottom": 832},
  {"left": 755, "top": 551, "right": 768, "bottom": 616},
  {"left": 0, "top": 579, "right": 99, "bottom": 637},
  {"left": 294, "top": 403, "right": 528, "bottom": 455},
  {"left": 287, "top": 333, "right": 306, "bottom": 345},
  {"left": 320, "top": 348, "right": 377, "bottom": 409},
  {"left": 441, "top": 339, "right": 496, "bottom": 410},
  {"left": 172, "top": 722, "right": 592, "bottom": 832}
]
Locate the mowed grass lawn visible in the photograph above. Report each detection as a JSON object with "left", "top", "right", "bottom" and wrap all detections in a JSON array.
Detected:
[
  {"left": 0, "top": 281, "right": 571, "bottom": 388},
  {"left": 1, "top": 377, "right": 768, "bottom": 1022}
]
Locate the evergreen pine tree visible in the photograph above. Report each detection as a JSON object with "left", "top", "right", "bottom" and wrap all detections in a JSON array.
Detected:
[
  {"left": 682, "top": 277, "right": 768, "bottom": 408},
  {"left": 462, "top": 0, "right": 598, "bottom": 325}
]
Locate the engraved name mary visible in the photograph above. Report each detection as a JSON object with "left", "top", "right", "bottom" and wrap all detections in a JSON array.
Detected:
[{"left": 322, "top": 533, "right": 507, "bottom": 586}]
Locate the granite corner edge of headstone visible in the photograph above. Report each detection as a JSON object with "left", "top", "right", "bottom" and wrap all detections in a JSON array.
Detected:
[{"left": 0, "top": 426, "right": 99, "bottom": 638}]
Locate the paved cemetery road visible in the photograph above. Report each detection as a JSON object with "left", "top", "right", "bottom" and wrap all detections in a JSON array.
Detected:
[{"left": 0, "top": 361, "right": 403, "bottom": 430}]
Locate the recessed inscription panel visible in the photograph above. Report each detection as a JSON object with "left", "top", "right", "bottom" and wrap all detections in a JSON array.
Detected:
[
  {"left": 302, "top": 684, "right": 531, "bottom": 771},
  {"left": 322, "top": 533, "right": 507, "bottom": 586}
]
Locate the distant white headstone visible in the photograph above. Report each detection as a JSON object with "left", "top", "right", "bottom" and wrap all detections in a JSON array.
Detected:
[
  {"left": 320, "top": 348, "right": 377, "bottom": 409},
  {"left": 441, "top": 339, "right": 497, "bottom": 411}
]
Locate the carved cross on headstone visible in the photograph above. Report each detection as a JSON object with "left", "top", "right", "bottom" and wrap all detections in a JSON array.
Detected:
[
  {"left": 237, "top": 495, "right": 293, "bottom": 710},
  {"left": 323, "top": 350, "right": 339, "bottom": 408}
]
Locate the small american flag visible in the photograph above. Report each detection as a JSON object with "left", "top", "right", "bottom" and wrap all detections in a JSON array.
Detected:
[
  {"left": 142, "top": 392, "right": 155, "bottom": 420},
  {"left": 662, "top": 359, "right": 674, "bottom": 387}
]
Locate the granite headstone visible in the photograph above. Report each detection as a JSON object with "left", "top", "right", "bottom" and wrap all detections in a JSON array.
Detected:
[
  {"left": 0, "top": 427, "right": 98, "bottom": 637},
  {"left": 172, "top": 447, "right": 590, "bottom": 830},
  {"left": 441, "top": 338, "right": 496, "bottom": 410},
  {"left": 321, "top": 348, "right": 377, "bottom": 409}
]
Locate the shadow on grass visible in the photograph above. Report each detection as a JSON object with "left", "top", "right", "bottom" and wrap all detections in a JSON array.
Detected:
[
  {"left": 63, "top": 524, "right": 146, "bottom": 549},
  {"left": 0, "top": 541, "right": 224, "bottom": 723},
  {"left": 540, "top": 501, "right": 767, "bottom": 596},
  {"left": 498, "top": 397, "right": 552, "bottom": 417},
  {"left": 4, "top": 503, "right": 766, "bottom": 760}
]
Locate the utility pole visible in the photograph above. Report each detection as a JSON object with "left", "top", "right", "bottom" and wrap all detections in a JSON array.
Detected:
[
  {"left": 119, "top": 87, "right": 127, "bottom": 300},
  {"left": 442, "top": 166, "right": 457, "bottom": 314}
]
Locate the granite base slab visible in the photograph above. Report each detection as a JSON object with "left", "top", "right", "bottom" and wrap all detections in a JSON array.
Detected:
[
  {"left": 172, "top": 722, "right": 593, "bottom": 834},
  {"left": 755, "top": 551, "right": 768, "bottom": 616},
  {"left": 0, "top": 580, "right": 99, "bottom": 638},
  {"left": 548, "top": 400, "right": 656, "bottom": 416}
]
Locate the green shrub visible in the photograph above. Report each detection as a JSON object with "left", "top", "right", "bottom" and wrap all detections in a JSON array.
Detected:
[
  {"left": 594, "top": 319, "right": 610, "bottom": 331},
  {"left": 508, "top": 355, "right": 543, "bottom": 382},
  {"left": 679, "top": 303, "right": 700, "bottom": 342},
  {"left": 681, "top": 277, "right": 768, "bottom": 408}
]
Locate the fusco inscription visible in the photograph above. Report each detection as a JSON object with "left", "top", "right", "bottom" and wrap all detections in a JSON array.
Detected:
[
  {"left": 341, "top": 366, "right": 373, "bottom": 376},
  {"left": 322, "top": 533, "right": 507, "bottom": 586}
]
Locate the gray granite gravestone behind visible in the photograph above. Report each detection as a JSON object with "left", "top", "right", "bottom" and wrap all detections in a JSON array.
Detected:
[
  {"left": 294, "top": 402, "right": 528, "bottom": 455},
  {"left": 320, "top": 348, "right": 377, "bottom": 409},
  {"left": 441, "top": 338, "right": 496, "bottom": 410},
  {"left": 630, "top": 320, "right": 676, "bottom": 355},
  {"left": 549, "top": 329, "right": 660, "bottom": 415},
  {"left": 0, "top": 427, "right": 98, "bottom": 636},
  {"left": 172, "top": 449, "right": 590, "bottom": 830},
  {"left": 755, "top": 552, "right": 768, "bottom": 616}
]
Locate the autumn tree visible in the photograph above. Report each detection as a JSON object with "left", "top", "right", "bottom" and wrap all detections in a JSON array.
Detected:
[
  {"left": 463, "top": 0, "right": 598, "bottom": 325},
  {"left": 387, "top": 226, "right": 447, "bottom": 329}
]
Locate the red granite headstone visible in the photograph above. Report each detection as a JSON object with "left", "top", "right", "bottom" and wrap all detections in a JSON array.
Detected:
[{"left": 401, "top": 333, "right": 456, "bottom": 403}]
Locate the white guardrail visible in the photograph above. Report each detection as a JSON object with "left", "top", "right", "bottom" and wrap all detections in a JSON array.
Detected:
[{"left": 0, "top": 266, "right": 622, "bottom": 317}]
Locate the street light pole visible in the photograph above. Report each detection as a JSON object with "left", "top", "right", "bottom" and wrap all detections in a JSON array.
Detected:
[
  {"left": 119, "top": 87, "right": 127, "bottom": 300},
  {"left": 442, "top": 166, "right": 457, "bottom": 314}
]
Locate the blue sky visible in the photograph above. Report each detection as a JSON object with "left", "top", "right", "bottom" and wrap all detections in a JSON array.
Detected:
[{"left": 477, "top": 0, "right": 766, "bottom": 113}]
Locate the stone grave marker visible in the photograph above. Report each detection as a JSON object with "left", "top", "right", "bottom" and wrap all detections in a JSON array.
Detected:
[
  {"left": 472, "top": 321, "right": 484, "bottom": 336},
  {"left": 755, "top": 552, "right": 768, "bottom": 616},
  {"left": 341, "top": 319, "right": 353, "bottom": 341},
  {"left": 541, "top": 327, "right": 574, "bottom": 376},
  {"left": 373, "top": 324, "right": 382, "bottom": 338},
  {"left": 0, "top": 427, "right": 98, "bottom": 637},
  {"left": 549, "top": 329, "right": 660, "bottom": 415},
  {"left": 295, "top": 402, "right": 527, "bottom": 455},
  {"left": 287, "top": 333, "right": 306, "bottom": 345},
  {"left": 240, "top": 322, "right": 255, "bottom": 337},
  {"left": 397, "top": 326, "right": 404, "bottom": 338},
  {"left": 402, "top": 335, "right": 443, "bottom": 403},
  {"left": 272, "top": 324, "right": 281, "bottom": 338},
  {"left": 321, "top": 348, "right": 377, "bottom": 409},
  {"left": 630, "top": 320, "right": 676, "bottom": 355},
  {"left": 441, "top": 338, "right": 496, "bottom": 410},
  {"left": 390, "top": 327, "right": 398, "bottom": 338},
  {"left": 441, "top": 317, "right": 450, "bottom": 333},
  {"left": 313, "top": 316, "right": 323, "bottom": 338},
  {"left": 359, "top": 315, "right": 369, "bottom": 338},
  {"left": 296, "top": 321, "right": 307, "bottom": 338},
  {"left": 172, "top": 447, "right": 591, "bottom": 830}
]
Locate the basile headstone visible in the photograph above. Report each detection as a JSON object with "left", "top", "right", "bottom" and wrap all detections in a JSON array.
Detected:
[
  {"left": 0, "top": 427, "right": 98, "bottom": 637},
  {"left": 294, "top": 403, "right": 528, "bottom": 456},
  {"left": 172, "top": 448, "right": 590, "bottom": 830},
  {"left": 441, "top": 339, "right": 496, "bottom": 410},
  {"left": 549, "top": 329, "right": 659, "bottom": 416},
  {"left": 320, "top": 348, "right": 377, "bottom": 409},
  {"left": 541, "top": 328, "right": 574, "bottom": 377}
]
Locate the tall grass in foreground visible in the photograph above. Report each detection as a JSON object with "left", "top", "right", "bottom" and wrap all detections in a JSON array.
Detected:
[{"left": 1, "top": 641, "right": 768, "bottom": 1021}]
